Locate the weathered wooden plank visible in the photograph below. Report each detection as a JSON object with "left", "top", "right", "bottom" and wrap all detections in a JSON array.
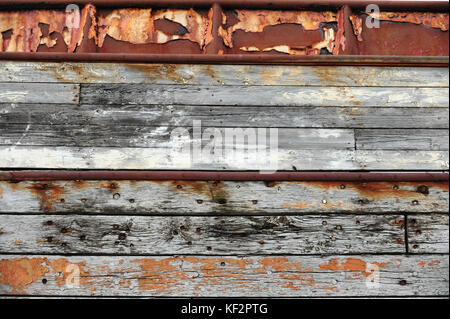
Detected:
[
  {"left": 0, "top": 180, "right": 447, "bottom": 214},
  {"left": 356, "top": 129, "right": 449, "bottom": 151},
  {"left": 408, "top": 214, "right": 449, "bottom": 254},
  {"left": 1, "top": 62, "right": 448, "bottom": 87},
  {"left": 80, "top": 85, "right": 449, "bottom": 107},
  {"left": 0, "top": 83, "right": 79, "bottom": 104},
  {"left": 0, "top": 215, "right": 406, "bottom": 255},
  {"left": 0, "top": 255, "right": 447, "bottom": 296},
  {"left": 0, "top": 146, "right": 447, "bottom": 170},
  {"left": 1, "top": 104, "right": 448, "bottom": 129},
  {"left": 0, "top": 126, "right": 355, "bottom": 149}
]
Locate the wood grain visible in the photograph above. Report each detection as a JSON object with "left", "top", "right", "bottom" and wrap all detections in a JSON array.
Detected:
[
  {"left": 80, "top": 85, "right": 449, "bottom": 107},
  {"left": 0, "top": 83, "right": 79, "bottom": 104},
  {"left": 1, "top": 104, "right": 448, "bottom": 129},
  {"left": 408, "top": 214, "right": 449, "bottom": 254},
  {"left": 1, "top": 62, "right": 448, "bottom": 87},
  {"left": 0, "top": 214, "right": 406, "bottom": 255}
]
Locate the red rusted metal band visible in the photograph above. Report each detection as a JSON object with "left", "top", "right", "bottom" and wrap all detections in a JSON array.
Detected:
[
  {"left": 0, "top": 53, "right": 448, "bottom": 66},
  {"left": 0, "top": 1, "right": 448, "bottom": 10},
  {"left": 0, "top": 171, "right": 448, "bottom": 182}
]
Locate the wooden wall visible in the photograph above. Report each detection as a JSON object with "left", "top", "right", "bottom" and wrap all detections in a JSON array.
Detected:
[{"left": 0, "top": 62, "right": 448, "bottom": 297}]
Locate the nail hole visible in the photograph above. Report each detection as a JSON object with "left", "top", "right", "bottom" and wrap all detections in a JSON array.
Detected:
[
  {"left": 322, "top": 221, "right": 327, "bottom": 226},
  {"left": 196, "top": 199, "right": 203, "bottom": 204},
  {"left": 339, "top": 184, "right": 346, "bottom": 189},
  {"left": 80, "top": 235, "right": 86, "bottom": 241},
  {"left": 42, "top": 278, "right": 47, "bottom": 284},
  {"left": 252, "top": 200, "right": 258, "bottom": 205},
  {"left": 118, "top": 233, "right": 126, "bottom": 240},
  {"left": 113, "top": 193, "right": 120, "bottom": 200},
  {"left": 399, "top": 280, "right": 407, "bottom": 286},
  {"left": 220, "top": 262, "right": 226, "bottom": 266}
]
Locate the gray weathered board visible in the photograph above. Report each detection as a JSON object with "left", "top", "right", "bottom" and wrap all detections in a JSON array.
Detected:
[
  {"left": 0, "top": 180, "right": 448, "bottom": 214},
  {"left": 0, "top": 62, "right": 448, "bottom": 298}
]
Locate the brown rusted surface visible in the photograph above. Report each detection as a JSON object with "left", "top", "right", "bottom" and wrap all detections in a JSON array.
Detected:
[
  {"left": 0, "top": 4, "right": 96, "bottom": 52},
  {"left": 25, "top": 182, "right": 65, "bottom": 211},
  {"left": 97, "top": 8, "right": 213, "bottom": 52},
  {"left": 1, "top": 3, "right": 448, "bottom": 58},
  {"left": 0, "top": 171, "right": 447, "bottom": 182},
  {"left": 218, "top": 10, "right": 337, "bottom": 55},
  {"left": 349, "top": 12, "right": 449, "bottom": 56}
]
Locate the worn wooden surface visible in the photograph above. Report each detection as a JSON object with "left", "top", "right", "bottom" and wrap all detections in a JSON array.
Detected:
[
  {"left": 0, "top": 180, "right": 448, "bottom": 214},
  {"left": 1, "top": 63, "right": 448, "bottom": 87},
  {"left": 0, "top": 215, "right": 406, "bottom": 255},
  {"left": 408, "top": 214, "right": 449, "bottom": 254},
  {"left": 0, "top": 255, "right": 447, "bottom": 296},
  {"left": 0, "top": 62, "right": 448, "bottom": 298}
]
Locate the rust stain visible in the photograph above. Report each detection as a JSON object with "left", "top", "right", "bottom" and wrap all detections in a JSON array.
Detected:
[
  {"left": 0, "top": 4, "right": 96, "bottom": 52},
  {"left": 428, "top": 260, "right": 441, "bottom": 267},
  {"left": 0, "top": 186, "right": 3, "bottom": 199},
  {"left": 364, "top": 12, "right": 449, "bottom": 31},
  {"left": 349, "top": 14, "right": 363, "bottom": 41},
  {"left": 125, "top": 63, "right": 192, "bottom": 84},
  {"left": 0, "top": 257, "right": 49, "bottom": 293},
  {"left": 98, "top": 8, "right": 213, "bottom": 50},
  {"left": 333, "top": 6, "right": 346, "bottom": 54},
  {"left": 219, "top": 10, "right": 337, "bottom": 55},
  {"left": 14, "top": 239, "right": 22, "bottom": 245},
  {"left": 26, "top": 182, "right": 65, "bottom": 212}
]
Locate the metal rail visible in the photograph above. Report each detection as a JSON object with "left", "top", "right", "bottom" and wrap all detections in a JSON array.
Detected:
[{"left": 0, "top": 171, "right": 448, "bottom": 182}]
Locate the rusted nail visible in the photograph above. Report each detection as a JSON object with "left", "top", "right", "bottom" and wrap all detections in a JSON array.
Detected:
[
  {"left": 220, "top": 262, "right": 226, "bottom": 266},
  {"left": 207, "top": 246, "right": 212, "bottom": 251},
  {"left": 412, "top": 200, "right": 419, "bottom": 205},
  {"left": 180, "top": 225, "right": 186, "bottom": 231},
  {"left": 110, "top": 183, "right": 117, "bottom": 189},
  {"left": 81, "top": 198, "right": 87, "bottom": 203},
  {"left": 45, "top": 220, "right": 54, "bottom": 226},
  {"left": 60, "top": 199, "right": 65, "bottom": 203},
  {"left": 264, "top": 181, "right": 276, "bottom": 188},
  {"left": 416, "top": 230, "right": 422, "bottom": 235},
  {"left": 46, "top": 236, "right": 54, "bottom": 243},
  {"left": 196, "top": 199, "right": 203, "bottom": 204},
  {"left": 411, "top": 219, "right": 417, "bottom": 225},
  {"left": 393, "top": 185, "right": 399, "bottom": 190},
  {"left": 113, "top": 224, "right": 119, "bottom": 230},
  {"left": 80, "top": 235, "right": 86, "bottom": 241},
  {"left": 114, "top": 241, "right": 120, "bottom": 246},
  {"left": 413, "top": 244, "right": 419, "bottom": 249},
  {"left": 195, "top": 227, "right": 201, "bottom": 233},
  {"left": 417, "top": 185, "right": 429, "bottom": 195},
  {"left": 252, "top": 200, "right": 258, "bottom": 205},
  {"left": 118, "top": 233, "right": 126, "bottom": 240},
  {"left": 336, "top": 225, "right": 342, "bottom": 230},
  {"left": 356, "top": 220, "right": 361, "bottom": 225},
  {"left": 61, "top": 243, "right": 67, "bottom": 247},
  {"left": 177, "top": 185, "right": 183, "bottom": 189},
  {"left": 130, "top": 243, "right": 134, "bottom": 248},
  {"left": 276, "top": 246, "right": 281, "bottom": 250},
  {"left": 322, "top": 221, "right": 328, "bottom": 226},
  {"left": 258, "top": 240, "right": 265, "bottom": 245},
  {"left": 339, "top": 184, "right": 346, "bottom": 189},
  {"left": 60, "top": 228, "right": 69, "bottom": 234},
  {"left": 399, "top": 280, "right": 407, "bottom": 286},
  {"left": 187, "top": 241, "right": 192, "bottom": 245}
]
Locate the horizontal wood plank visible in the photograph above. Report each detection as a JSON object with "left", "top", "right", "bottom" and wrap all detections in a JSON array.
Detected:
[
  {"left": 1, "top": 104, "right": 448, "bottom": 129},
  {"left": 0, "top": 214, "right": 406, "bottom": 255},
  {"left": 0, "top": 180, "right": 447, "bottom": 214},
  {"left": 0, "top": 126, "right": 355, "bottom": 149},
  {"left": 356, "top": 129, "right": 449, "bottom": 151},
  {"left": 80, "top": 85, "right": 449, "bottom": 107},
  {"left": 408, "top": 214, "right": 449, "bottom": 254},
  {"left": 0, "top": 83, "right": 79, "bottom": 104},
  {"left": 1, "top": 62, "right": 448, "bottom": 87},
  {"left": 0, "top": 255, "right": 447, "bottom": 296},
  {"left": 0, "top": 146, "right": 447, "bottom": 170}
]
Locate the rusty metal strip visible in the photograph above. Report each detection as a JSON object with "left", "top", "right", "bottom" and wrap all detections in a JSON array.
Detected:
[
  {"left": 0, "top": 171, "right": 448, "bottom": 182},
  {"left": 0, "top": 1, "right": 448, "bottom": 10},
  {"left": 0, "top": 52, "right": 448, "bottom": 66}
]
